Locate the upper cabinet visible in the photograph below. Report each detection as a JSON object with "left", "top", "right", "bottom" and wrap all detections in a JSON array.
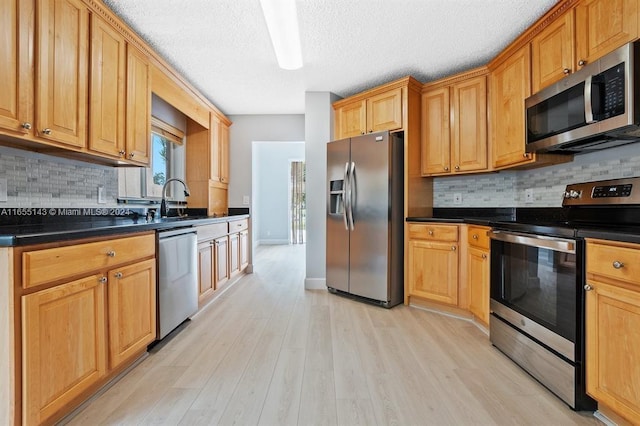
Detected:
[
  {"left": 575, "top": 0, "right": 639, "bottom": 68},
  {"left": 421, "top": 70, "right": 487, "bottom": 176},
  {"left": 35, "top": 0, "right": 89, "bottom": 148},
  {"left": 125, "top": 45, "right": 151, "bottom": 165},
  {"left": 531, "top": 11, "right": 575, "bottom": 93},
  {"left": 334, "top": 85, "right": 404, "bottom": 139}
]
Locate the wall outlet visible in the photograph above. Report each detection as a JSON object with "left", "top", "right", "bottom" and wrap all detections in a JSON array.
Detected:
[
  {"left": 525, "top": 188, "right": 534, "bottom": 203},
  {"left": 0, "top": 178, "right": 7, "bottom": 202},
  {"left": 97, "top": 185, "right": 106, "bottom": 204},
  {"left": 243, "top": 195, "right": 250, "bottom": 205},
  {"left": 453, "top": 193, "right": 462, "bottom": 205}
]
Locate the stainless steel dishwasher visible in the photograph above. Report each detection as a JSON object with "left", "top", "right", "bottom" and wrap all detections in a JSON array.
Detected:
[{"left": 157, "top": 227, "right": 198, "bottom": 339}]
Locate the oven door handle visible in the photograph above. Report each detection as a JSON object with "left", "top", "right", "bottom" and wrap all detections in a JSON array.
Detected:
[{"left": 489, "top": 230, "right": 576, "bottom": 254}]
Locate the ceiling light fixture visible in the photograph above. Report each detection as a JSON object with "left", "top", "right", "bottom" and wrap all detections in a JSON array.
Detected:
[{"left": 259, "top": 0, "right": 303, "bottom": 70}]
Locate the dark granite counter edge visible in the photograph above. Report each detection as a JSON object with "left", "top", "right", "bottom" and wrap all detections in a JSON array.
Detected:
[
  {"left": 406, "top": 217, "right": 494, "bottom": 226},
  {"left": 0, "top": 214, "right": 250, "bottom": 247},
  {"left": 578, "top": 229, "right": 640, "bottom": 245}
]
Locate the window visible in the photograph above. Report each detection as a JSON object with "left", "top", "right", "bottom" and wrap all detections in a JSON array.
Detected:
[{"left": 145, "top": 118, "right": 184, "bottom": 198}]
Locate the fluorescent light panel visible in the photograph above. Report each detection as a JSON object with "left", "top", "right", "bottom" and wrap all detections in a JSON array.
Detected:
[{"left": 259, "top": 0, "right": 303, "bottom": 70}]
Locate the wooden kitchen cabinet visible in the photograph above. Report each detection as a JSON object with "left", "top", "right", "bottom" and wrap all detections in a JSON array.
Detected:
[
  {"left": 575, "top": 0, "right": 639, "bottom": 70},
  {"left": 466, "top": 225, "right": 490, "bottom": 326},
  {"left": 219, "top": 121, "right": 230, "bottom": 184},
  {"left": 125, "top": 44, "right": 151, "bottom": 165},
  {"left": 107, "top": 258, "right": 156, "bottom": 369},
  {"left": 334, "top": 83, "right": 406, "bottom": 139},
  {"left": 35, "top": 0, "right": 89, "bottom": 148},
  {"left": 19, "top": 232, "right": 155, "bottom": 425},
  {"left": 240, "top": 229, "right": 249, "bottom": 271},
  {"left": 22, "top": 274, "right": 107, "bottom": 426},
  {"left": 531, "top": 10, "right": 575, "bottom": 93},
  {"left": 198, "top": 240, "right": 216, "bottom": 303},
  {"left": 0, "top": 0, "right": 33, "bottom": 136},
  {"left": 215, "top": 236, "right": 230, "bottom": 289},
  {"left": 407, "top": 223, "right": 459, "bottom": 305},
  {"left": 229, "top": 232, "right": 240, "bottom": 278},
  {"left": 585, "top": 238, "right": 640, "bottom": 424},
  {"left": 421, "top": 71, "right": 488, "bottom": 176}
]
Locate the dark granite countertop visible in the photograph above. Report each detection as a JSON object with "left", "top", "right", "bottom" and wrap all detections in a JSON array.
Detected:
[
  {"left": 406, "top": 207, "right": 515, "bottom": 227},
  {"left": 0, "top": 213, "right": 249, "bottom": 247}
]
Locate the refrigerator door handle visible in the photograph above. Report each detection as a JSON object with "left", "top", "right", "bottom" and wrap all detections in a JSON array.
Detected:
[
  {"left": 343, "top": 162, "right": 350, "bottom": 230},
  {"left": 347, "top": 161, "right": 356, "bottom": 230}
]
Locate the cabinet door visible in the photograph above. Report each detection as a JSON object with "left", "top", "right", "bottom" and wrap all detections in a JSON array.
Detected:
[
  {"left": 336, "top": 100, "right": 366, "bottom": 138},
  {"left": 452, "top": 75, "right": 487, "bottom": 173},
  {"left": 490, "top": 45, "right": 533, "bottom": 169},
  {"left": 125, "top": 45, "right": 151, "bottom": 165},
  {"left": 586, "top": 280, "right": 640, "bottom": 423},
  {"left": 22, "top": 274, "right": 107, "bottom": 426},
  {"left": 229, "top": 232, "right": 240, "bottom": 277},
  {"left": 198, "top": 241, "right": 215, "bottom": 302},
  {"left": 531, "top": 11, "right": 575, "bottom": 93},
  {"left": 467, "top": 246, "right": 490, "bottom": 325},
  {"left": 107, "top": 259, "right": 156, "bottom": 369},
  {"left": 0, "top": 0, "right": 33, "bottom": 135},
  {"left": 219, "top": 122, "right": 230, "bottom": 185},
  {"left": 89, "top": 15, "right": 126, "bottom": 158},
  {"left": 421, "top": 87, "right": 451, "bottom": 175},
  {"left": 209, "top": 115, "right": 221, "bottom": 182},
  {"left": 35, "top": 0, "right": 89, "bottom": 148},
  {"left": 215, "top": 236, "right": 229, "bottom": 288},
  {"left": 366, "top": 88, "right": 402, "bottom": 134},
  {"left": 239, "top": 229, "right": 249, "bottom": 270},
  {"left": 576, "top": 0, "right": 638, "bottom": 68},
  {"left": 408, "top": 239, "right": 459, "bottom": 305}
]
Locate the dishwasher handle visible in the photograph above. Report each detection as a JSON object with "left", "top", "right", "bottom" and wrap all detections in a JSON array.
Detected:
[{"left": 158, "top": 227, "right": 197, "bottom": 239}]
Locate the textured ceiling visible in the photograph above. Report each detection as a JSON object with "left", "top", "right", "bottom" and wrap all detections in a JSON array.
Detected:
[{"left": 101, "top": 0, "right": 558, "bottom": 115}]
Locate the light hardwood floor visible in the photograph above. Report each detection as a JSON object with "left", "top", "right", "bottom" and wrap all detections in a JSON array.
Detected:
[{"left": 66, "top": 244, "right": 601, "bottom": 425}]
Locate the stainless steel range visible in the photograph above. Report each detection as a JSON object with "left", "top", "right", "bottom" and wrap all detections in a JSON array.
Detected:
[{"left": 489, "top": 177, "right": 640, "bottom": 411}]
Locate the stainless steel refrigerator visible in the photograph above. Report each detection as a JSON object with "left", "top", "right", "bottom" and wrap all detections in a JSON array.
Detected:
[{"left": 326, "top": 131, "right": 404, "bottom": 308}]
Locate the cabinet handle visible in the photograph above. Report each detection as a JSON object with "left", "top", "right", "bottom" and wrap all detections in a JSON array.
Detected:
[
  {"left": 584, "top": 284, "right": 593, "bottom": 291},
  {"left": 444, "top": 166, "right": 449, "bottom": 171},
  {"left": 522, "top": 153, "right": 530, "bottom": 158},
  {"left": 118, "top": 150, "right": 126, "bottom": 155},
  {"left": 360, "top": 131, "right": 365, "bottom": 135},
  {"left": 114, "top": 272, "right": 123, "bottom": 279},
  {"left": 99, "top": 276, "right": 107, "bottom": 284},
  {"left": 472, "top": 234, "right": 478, "bottom": 240},
  {"left": 368, "top": 129, "right": 373, "bottom": 133},
  {"left": 612, "top": 261, "right": 624, "bottom": 269},
  {"left": 428, "top": 230, "right": 434, "bottom": 236},
  {"left": 578, "top": 59, "right": 586, "bottom": 67},
  {"left": 563, "top": 68, "right": 571, "bottom": 75},
  {"left": 41, "top": 128, "right": 52, "bottom": 135},
  {"left": 221, "top": 177, "right": 226, "bottom": 182},
  {"left": 451, "top": 246, "right": 457, "bottom": 251},
  {"left": 106, "top": 250, "right": 116, "bottom": 257},
  {"left": 454, "top": 165, "right": 460, "bottom": 170},
  {"left": 22, "top": 122, "right": 32, "bottom": 130},
  {"left": 482, "top": 254, "right": 487, "bottom": 259},
  {"left": 128, "top": 153, "right": 135, "bottom": 158}
]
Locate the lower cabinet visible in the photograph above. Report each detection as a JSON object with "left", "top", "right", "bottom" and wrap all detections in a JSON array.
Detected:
[
  {"left": 467, "top": 226, "right": 490, "bottom": 326},
  {"left": 407, "top": 223, "right": 459, "bottom": 305},
  {"left": 240, "top": 229, "right": 249, "bottom": 270},
  {"left": 198, "top": 240, "right": 215, "bottom": 303},
  {"left": 215, "top": 235, "right": 230, "bottom": 289},
  {"left": 229, "top": 232, "right": 240, "bottom": 277},
  {"left": 585, "top": 238, "right": 640, "bottom": 424},
  {"left": 20, "top": 232, "right": 156, "bottom": 425}
]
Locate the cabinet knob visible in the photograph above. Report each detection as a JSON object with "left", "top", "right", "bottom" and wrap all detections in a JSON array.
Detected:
[
  {"left": 612, "top": 260, "right": 624, "bottom": 269},
  {"left": 451, "top": 246, "right": 457, "bottom": 251},
  {"left": 454, "top": 165, "right": 460, "bottom": 170},
  {"left": 563, "top": 68, "right": 571, "bottom": 75},
  {"left": 578, "top": 59, "right": 587, "bottom": 67},
  {"left": 114, "top": 272, "right": 123, "bottom": 279},
  {"left": 106, "top": 250, "right": 116, "bottom": 257},
  {"left": 584, "top": 284, "right": 593, "bottom": 291},
  {"left": 428, "top": 230, "right": 434, "bottom": 236},
  {"left": 360, "top": 131, "right": 365, "bottom": 135},
  {"left": 41, "top": 128, "right": 52, "bottom": 135},
  {"left": 99, "top": 276, "right": 107, "bottom": 284},
  {"left": 482, "top": 254, "right": 487, "bottom": 259},
  {"left": 522, "top": 153, "right": 531, "bottom": 158},
  {"left": 21, "top": 122, "right": 32, "bottom": 130},
  {"left": 443, "top": 167, "right": 449, "bottom": 171},
  {"left": 472, "top": 234, "right": 478, "bottom": 240},
  {"left": 128, "top": 153, "right": 135, "bottom": 158},
  {"left": 118, "top": 150, "right": 126, "bottom": 155},
  {"left": 368, "top": 129, "right": 373, "bottom": 133}
]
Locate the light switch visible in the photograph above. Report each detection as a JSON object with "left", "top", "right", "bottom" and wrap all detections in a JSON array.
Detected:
[
  {"left": 243, "top": 195, "right": 250, "bottom": 205},
  {"left": 0, "top": 178, "right": 7, "bottom": 202},
  {"left": 97, "top": 185, "right": 106, "bottom": 204}
]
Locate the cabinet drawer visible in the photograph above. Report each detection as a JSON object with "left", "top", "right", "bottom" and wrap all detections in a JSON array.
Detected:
[
  {"left": 468, "top": 225, "right": 490, "bottom": 249},
  {"left": 408, "top": 223, "right": 458, "bottom": 241},
  {"left": 587, "top": 240, "right": 640, "bottom": 288},
  {"left": 23, "top": 233, "right": 155, "bottom": 289},
  {"left": 196, "top": 222, "right": 228, "bottom": 241},
  {"left": 228, "top": 218, "right": 248, "bottom": 233}
]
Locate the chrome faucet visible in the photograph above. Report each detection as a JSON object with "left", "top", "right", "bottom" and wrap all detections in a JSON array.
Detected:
[{"left": 160, "top": 178, "right": 190, "bottom": 217}]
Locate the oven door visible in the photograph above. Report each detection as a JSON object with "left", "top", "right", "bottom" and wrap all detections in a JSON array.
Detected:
[{"left": 489, "top": 230, "right": 581, "bottom": 362}]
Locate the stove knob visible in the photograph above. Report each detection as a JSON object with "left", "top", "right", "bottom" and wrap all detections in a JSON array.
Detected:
[{"left": 569, "top": 190, "right": 580, "bottom": 199}]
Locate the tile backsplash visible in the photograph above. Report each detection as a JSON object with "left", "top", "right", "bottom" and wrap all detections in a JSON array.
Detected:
[
  {"left": 434, "top": 143, "right": 640, "bottom": 208},
  {"left": 0, "top": 146, "right": 118, "bottom": 207}
]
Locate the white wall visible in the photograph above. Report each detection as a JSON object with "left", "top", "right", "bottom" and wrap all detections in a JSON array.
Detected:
[
  {"left": 253, "top": 141, "right": 305, "bottom": 244},
  {"left": 304, "top": 92, "right": 340, "bottom": 289}
]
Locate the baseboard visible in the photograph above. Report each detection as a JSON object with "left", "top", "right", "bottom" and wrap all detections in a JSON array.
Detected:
[{"left": 305, "top": 277, "right": 326, "bottom": 290}]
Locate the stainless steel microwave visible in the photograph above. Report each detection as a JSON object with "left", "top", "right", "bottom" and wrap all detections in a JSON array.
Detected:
[{"left": 525, "top": 42, "right": 640, "bottom": 153}]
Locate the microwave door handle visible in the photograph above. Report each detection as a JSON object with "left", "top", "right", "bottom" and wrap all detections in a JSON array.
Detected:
[{"left": 584, "top": 75, "right": 596, "bottom": 124}]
